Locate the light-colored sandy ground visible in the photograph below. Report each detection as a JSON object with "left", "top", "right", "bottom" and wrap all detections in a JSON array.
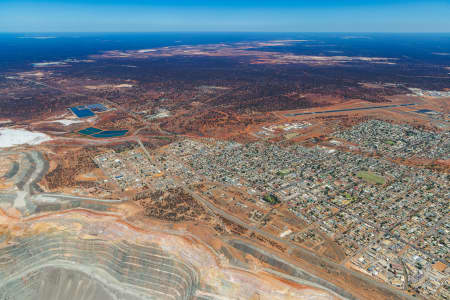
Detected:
[{"left": 0, "top": 128, "right": 52, "bottom": 148}]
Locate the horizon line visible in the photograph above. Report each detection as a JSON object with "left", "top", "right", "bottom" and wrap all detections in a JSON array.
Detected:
[{"left": 2, "top": 31, "right": 450, "bottom": 34}]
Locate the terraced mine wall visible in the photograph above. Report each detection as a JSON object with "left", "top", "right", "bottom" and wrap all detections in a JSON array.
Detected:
[
  {"left": 34, "top": 199, "right": 112, "bottom": 214},
  {"left": 0, "top": 234, "right": 199, "bottom": 300},
  {"left": 3, "top": 266, "right": 124, "bottom": 300},
  {"left": 9, "top": 151, "right": 48, "bottom": 193},
  {"left": 29, "top": 151, "right": 49, "bottom": 193},
  {"left": 2, "top": 161, "right": 19, "bottom": 179},
  {"left": 14, "top": 152, "right": 34, "bottom": 190},
  {"left": 0, "top": 193, "right": 15, "bottom": 207}
]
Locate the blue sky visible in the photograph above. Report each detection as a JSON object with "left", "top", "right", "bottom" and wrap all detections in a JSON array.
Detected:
[{"left": 1, "top": 0, "right": 449, "bottom": 32}]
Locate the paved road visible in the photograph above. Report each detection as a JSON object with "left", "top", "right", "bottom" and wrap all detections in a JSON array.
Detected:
[{"left": 286, "top": 103, "right": 417, "bottom": 116}]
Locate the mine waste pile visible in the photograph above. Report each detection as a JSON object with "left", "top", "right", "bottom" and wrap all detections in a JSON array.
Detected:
[{"left": 0, "top": 233, "right": 199, "bottom": 300}]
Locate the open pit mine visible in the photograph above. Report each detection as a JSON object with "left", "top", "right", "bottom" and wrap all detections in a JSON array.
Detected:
[
  {"left": 0, "top": 150, "right": 342, "bottom": 300},
  {"left": 0, "top": 233, "right": 198, "bottom": 300}
]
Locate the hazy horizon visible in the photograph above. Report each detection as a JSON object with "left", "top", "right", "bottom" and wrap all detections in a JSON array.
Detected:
[
  {"left": 1, "top": 0, "right": 449, "bottom": 33},
  {"left": 2, "top": 31, "right": 450, "bottom": 34}
]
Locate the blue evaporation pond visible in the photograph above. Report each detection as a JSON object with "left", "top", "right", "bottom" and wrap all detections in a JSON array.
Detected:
[
  {"left": 91, "top": 130, "right": 128, "bottom": 138},
  {"left": 70, "top": 106, "right": 95, "bottom": 118},
  {"left": 78, "top": 127, "right": 103, "bottom": 135}
]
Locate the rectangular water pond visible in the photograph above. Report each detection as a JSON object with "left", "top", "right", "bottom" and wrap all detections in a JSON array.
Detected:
[
  {"left": 78, "top": 127, "right": 103, "bottom": 136},
  {"left": 91, "top": 130, "right": 128, "bottom": 138},
  {"left": 69, "top": 106, "right": 95, "bottom": 118}
]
